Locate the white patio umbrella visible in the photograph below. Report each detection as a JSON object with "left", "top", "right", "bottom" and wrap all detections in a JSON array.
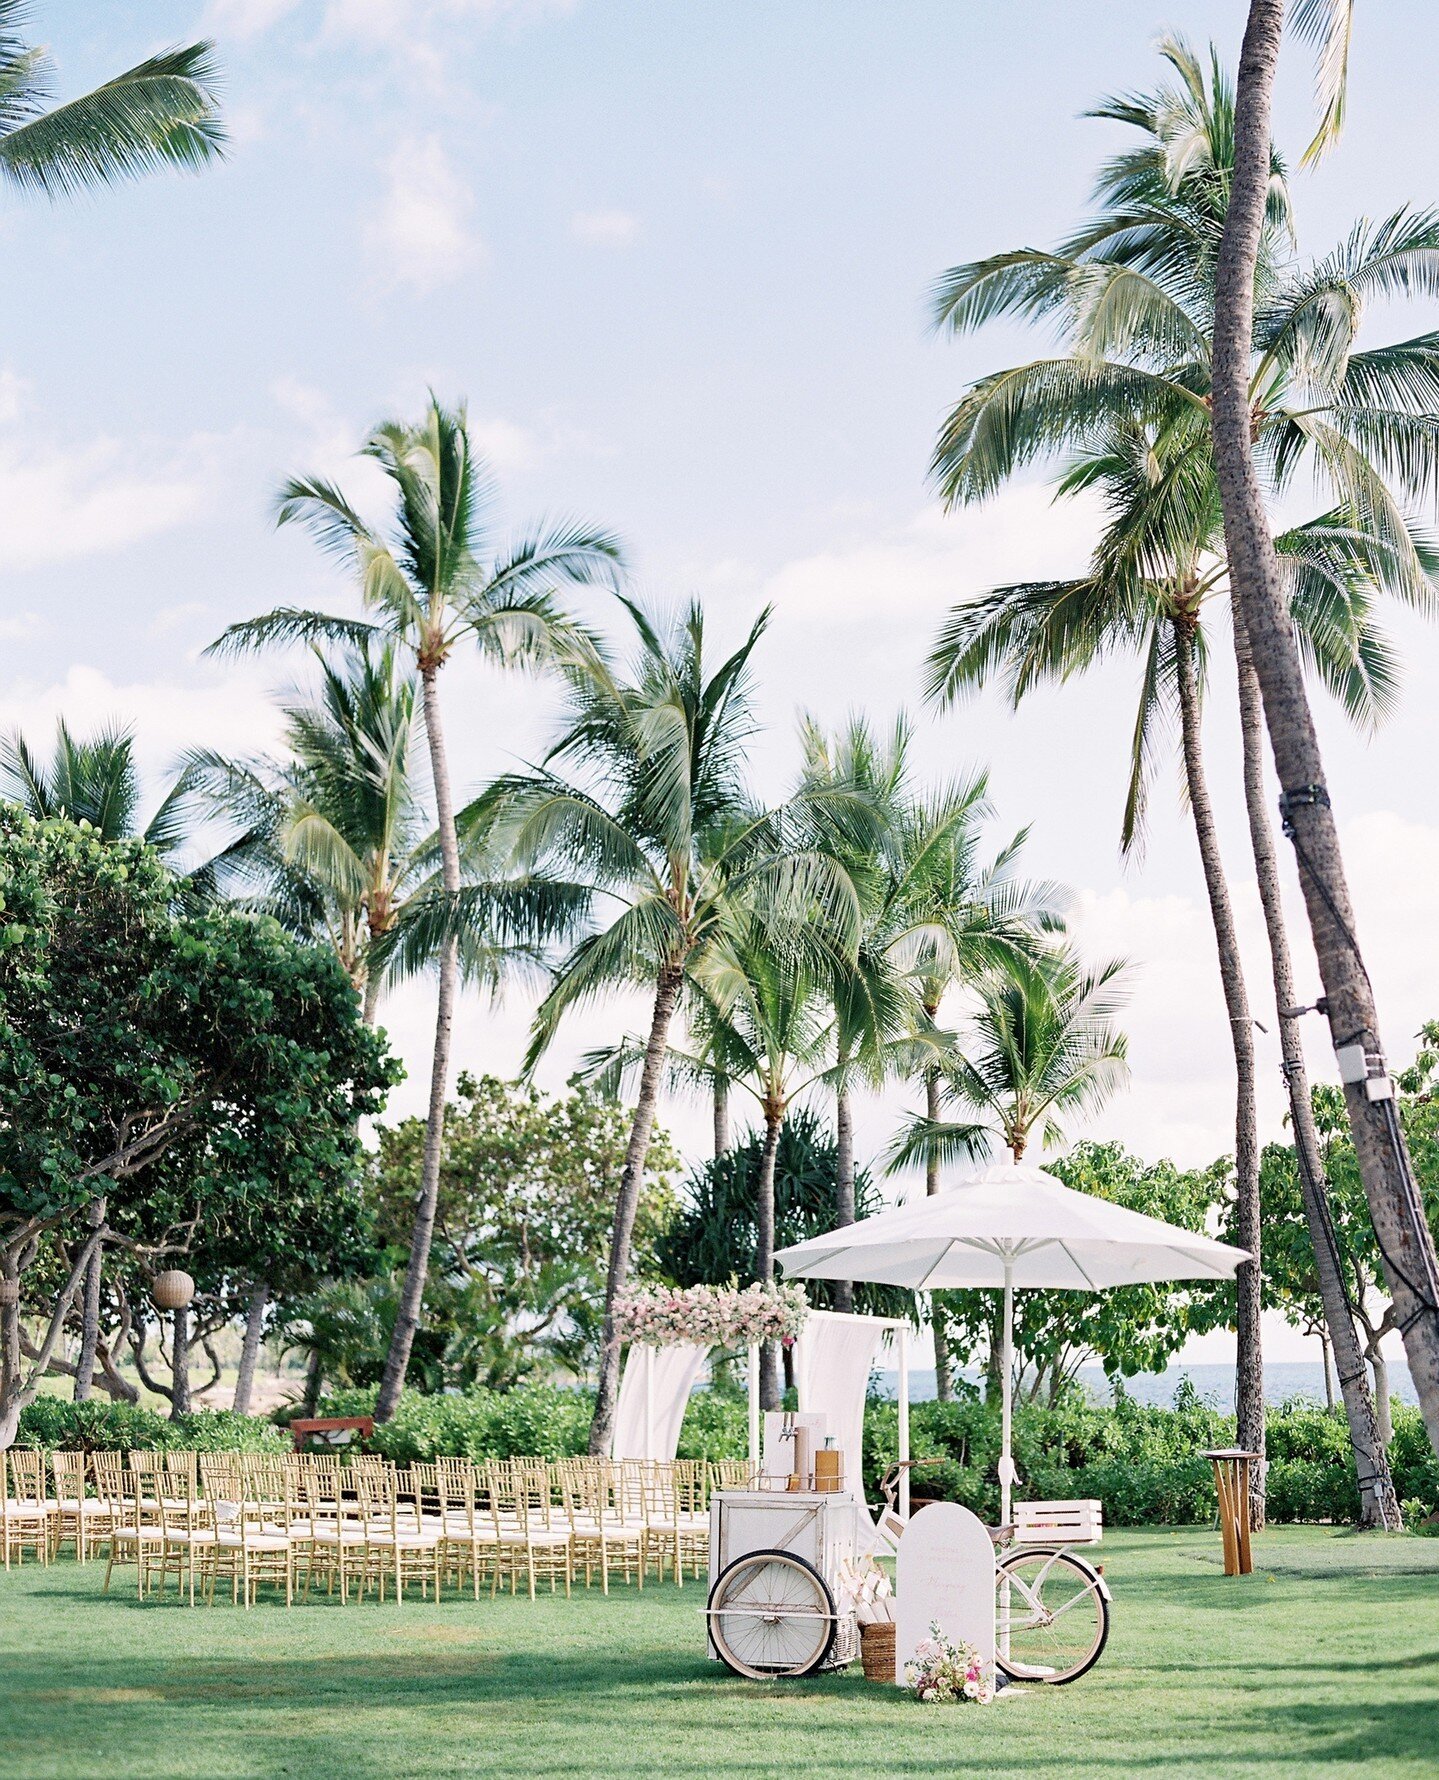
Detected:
[{"left": 775, "top": 1159, "right": 1248, "bottom": 1524}]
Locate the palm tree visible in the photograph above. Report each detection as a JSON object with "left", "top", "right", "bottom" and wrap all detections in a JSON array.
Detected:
[
  {"left": 490, "top": 599, "right": 859, "bottom": 1452},
  {"left": 926, "top": 36, "right": 1439, "bottom": 1505},
  {"left": 1, "top": 719, "right": 193, "bottom": 858},
  {"left": 209, "top": 397, "right": 623, "bottom": 1421},
  {"left": 796, "top": 715, "right": 1060, "bottom": 1388},
  {"left": 0, "top": 5, "right": 223, "bottom": 201},
  {"left": 888, "top": 946, "right": 1130, "bottom": 1398},
  {"left": 1215, "top": 6, "right": 1439, "bottom": 1457},
  {"left": 185, "top": 645, "right": 427, "bottom": 1025}
]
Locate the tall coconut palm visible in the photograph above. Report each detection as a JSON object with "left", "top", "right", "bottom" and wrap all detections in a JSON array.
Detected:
[
  {"left": 888, "top": 946, "right": 1130, "bottom": 1398},
  {"left": 209, "top": 397, "right": 623, "bottom": 1421},
  {"left": 926, "top": 35, "right": 1439, "bottom": 1506},
  {"left": 0, "top": 5, "right": 223, "bottom": 202},
  {"left": 489, "top": 599, "right": 859, "bottom": 1452},
  {"left": 184, "top": 645, "right": 427, "bottom": 1023},
  {"left": 796, "top": 715, "right": 1061, "bottom": 1383},
  {"left": 1215, "top": 5, "right": 1439, "bottom": 1458},
  {"left": 1, "top": 719, "right": 194, "bottom": 858}
]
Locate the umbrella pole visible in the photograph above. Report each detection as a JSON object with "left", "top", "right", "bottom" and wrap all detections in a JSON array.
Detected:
[
  {"left": 1000, "top": 1260, "right": 1014, "bottom": 1528},
  {"left": 747, "top": 1343, "right": 760, "bottom": 1473},
  {"left": 897, "top": 1323, "right": 910, "bottom": 1520}
]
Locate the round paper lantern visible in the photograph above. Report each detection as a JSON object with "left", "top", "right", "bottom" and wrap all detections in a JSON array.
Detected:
[{"left": 151, "top": 1269, "right": 195, "bottom": 1312}]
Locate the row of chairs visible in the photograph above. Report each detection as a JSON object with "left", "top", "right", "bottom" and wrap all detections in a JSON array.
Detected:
[{"left": 2, "top": 1449, "right": 757, "bottom": 1607}]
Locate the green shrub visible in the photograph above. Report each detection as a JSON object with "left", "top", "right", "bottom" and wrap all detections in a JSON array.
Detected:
[{"left": 14, "top": 1398, "right": 287, "bottom": 1455}]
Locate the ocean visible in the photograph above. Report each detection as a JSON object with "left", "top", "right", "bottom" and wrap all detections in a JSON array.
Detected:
[{"left": 875, "top": 1360, "right": 1419, "bottom": 1411}]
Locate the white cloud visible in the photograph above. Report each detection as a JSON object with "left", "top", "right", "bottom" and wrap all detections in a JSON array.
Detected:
[
  {"left": 0, "top": 611, "right": 44, "bottom": 642},
  {"left": 571, "top": 208, "right": 641, "bottom": 248},
  {"left": 203, "top": 0, "right": 302, "bottom": 36},
  {"left": 0, "top": 369, "right": 27, "bottom": 426},
  {"left": 0, "top": 434, "right": 216, "bottom": 571},
  {"left": 366, "top": 136, "right": 481, "bottom": 294}
]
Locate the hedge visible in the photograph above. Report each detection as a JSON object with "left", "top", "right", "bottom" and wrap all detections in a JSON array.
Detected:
[{"left": 15, "top": 1385, "right": 1438, "bottom": 1528}]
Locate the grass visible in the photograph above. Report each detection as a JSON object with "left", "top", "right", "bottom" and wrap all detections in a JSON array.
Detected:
[{"left": 1, "top": 1527, "right": 1437, "bottom": 1779}]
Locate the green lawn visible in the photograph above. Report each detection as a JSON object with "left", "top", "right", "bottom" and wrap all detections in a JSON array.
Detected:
[{"left": 1, "top": 1527, "right": 1437, "bottom": 1779}]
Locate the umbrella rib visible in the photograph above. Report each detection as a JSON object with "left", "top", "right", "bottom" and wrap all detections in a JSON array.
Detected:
[
  {"left": 1056, "top": 1240, "right": 1100, "bottom": 1289},
  {"left": 916, "top": 1239, "right": 960, "bottom": 1292}
]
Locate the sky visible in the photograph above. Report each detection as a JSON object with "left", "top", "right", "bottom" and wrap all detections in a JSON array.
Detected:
[{"left": 6, "top": 1, "right": 1439, "bottom": 1367}]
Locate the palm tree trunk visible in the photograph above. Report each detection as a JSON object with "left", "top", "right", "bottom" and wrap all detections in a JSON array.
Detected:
[
  {"left": 362, "top": 968, "right": 382, "bottom": 1028},
  {"left": 713, "top": 1080, "right": 729, "bottom": 1158},
  {"left": 756, "top": 1107, "right": 785, "bottom": 1411},
  {"left": 302, "top": 1346, "right": 324, "bottom": 1418},
  {"left": 376, "top": 664, "right": 459, "bottom": 1423},
  {"left": 834, "top": 1044, "right": 855, "bottom": 1314},
  {"left": 1214, "top": 0, "right": 1439, "bottom": 1462},
  {"left": 927, "top": 1062, "right": 954, "bottom": 1403},
  {"left": 588, "top": 960, "right": 686, "bottom": 1456},
  {"left": 72, "top": 1196, "right": 106, "bottom": 1403},
  {"left": 232, "top": 1279, "right": 270, "bottom": 1417},
  {"left": 1173, "top": 617, "right": 1265, "bottom": 1523},
  {"left": 1235, "top": 627, "right": 1400, "bottom": 1528},
  {"left": 1369, "top": 1344, "right": 1394, "bottom": 1449}
]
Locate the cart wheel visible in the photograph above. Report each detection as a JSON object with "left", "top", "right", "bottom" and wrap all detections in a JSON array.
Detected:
[
  {"left": 708, "top": 1549, "right": 837, "bottom": 1679},
  {"left": 994, "top": 1547, "right": 1110, "bottom": 1685}
]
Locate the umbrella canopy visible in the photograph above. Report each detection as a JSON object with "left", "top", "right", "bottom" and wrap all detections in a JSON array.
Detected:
[
  {"left": 775, "top": 1159, "right": 1246, "bottom": 1291},
  {"left": 776, "top": 1158, "right": 1247, "bottom": 1527}
]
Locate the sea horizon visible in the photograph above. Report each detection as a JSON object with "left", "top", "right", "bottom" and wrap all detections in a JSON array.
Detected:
[{"left": 874, "top": 1359, "right": 1420, "bottom": 1412}]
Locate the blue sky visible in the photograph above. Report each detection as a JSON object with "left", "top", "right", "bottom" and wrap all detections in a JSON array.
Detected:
[{"left": 8, "top": 4, "right": 1439, "bottom": 1363}]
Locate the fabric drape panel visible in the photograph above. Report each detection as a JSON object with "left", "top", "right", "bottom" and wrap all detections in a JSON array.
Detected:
[
  {"left": 609, "top": 1342, "right": 710, "bottom": 1461},
  {"left": 794, "top": 1310, "right": 886, "bottom": 1488}
]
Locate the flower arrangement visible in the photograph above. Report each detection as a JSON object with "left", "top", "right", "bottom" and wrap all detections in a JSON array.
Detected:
[
  {"left": 613, "top": 1281, "right": 809, "bottom": 1347},
  {"left": 903, "top": 1622, "right": 994, "bottom": 1705}
]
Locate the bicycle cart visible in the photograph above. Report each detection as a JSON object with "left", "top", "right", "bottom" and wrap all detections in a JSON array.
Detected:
[{"left": 705, "top": 1489, "right": 864, "bottom": 1679}]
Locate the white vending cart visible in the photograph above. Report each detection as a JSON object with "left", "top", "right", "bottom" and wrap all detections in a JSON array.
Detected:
[{"left": 706, "top": 1489, "right": 864, "bottom": 1679}]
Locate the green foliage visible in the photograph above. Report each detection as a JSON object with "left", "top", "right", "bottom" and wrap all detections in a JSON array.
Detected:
[
  {"left": 659, "top": 1108, "right": 911, "bottom": 1320},
  {"left": 14, "top": 1398, "right": 286, "bottom": 1455},
  {"left": 315, "top": 1386, "right": 593, "bottom": 1464}
]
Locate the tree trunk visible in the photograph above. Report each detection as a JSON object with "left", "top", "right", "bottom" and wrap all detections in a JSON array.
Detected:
[
  {"left": 170, "top": 1307, "right": 191, "bottom": 1420},
  {"left": 1173, "top": 616, "right": 1265, "bottom": 1523},
  {"left": 1235, "top": 626, "right": 1400, "bottom": 1527},
  {"left": 73, "top": 1195, "right": 106, "bottom": 1403},
  {"left": 927, "top": 1061, "right": 954, "bottom": 1402},
  {"left": 232, "top": 1279, "right": 270, "bottom": 1416},
  {"left": 362, "top": 967, "right": 382, "bottom": 1028},
  {"left": 713, "top": 1080, "right": 729, "bottom": 1159},
  {"left": 834, "top": 1059, "right": 855, "bottom": 1314},
  {"left": 1368, "top": 1343, "right": 1393, "bottom": 1449},
  {"left": 588, "top": 960, "right": 686, "bottom": 1456},
  {"left": 756, "top": 1108, "right": 785, "bottom": 1411},
  {"left": 302, "top": 1346, "right": 324, "bottom": 1418},
  {"left": 1319, "top": 1330, "right": 1335, "bottom": 1412},
  {"left": 1214, "top": 0, "right": 1439, "bottom": 1462},
  {"left": 376, "top": 664, "right": 460, "bottom": 1422}
]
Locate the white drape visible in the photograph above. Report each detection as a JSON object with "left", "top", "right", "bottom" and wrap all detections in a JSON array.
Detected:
[
  {"left": 793, "top": 1309, "right": 888, "bottom": 1490},
  {"left": 609, "top": 1341, "right": 710, "bottom": 1461}
]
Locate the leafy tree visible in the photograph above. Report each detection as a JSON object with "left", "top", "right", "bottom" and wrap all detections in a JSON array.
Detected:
[
  {"left": 0, "top": 720, "right": 194, "bottom": 860},
  {"left": 210, "top": 397, "right": 620, "bottom": 1420},
  {"left": 659, "top": 1107, "right": 911, "bottom": 1326},
  {"left": 0, "top": 812, "right": 397, "bottom": 1445},
  {"left": 491, "top": 599, "right": 859, "bottom": 1452},
  {"left": 369, "top": 1073, "right": 680, "bottom": 1391},
  {"left": 0, "top": 5, "right": 223, "bottom": 201}
]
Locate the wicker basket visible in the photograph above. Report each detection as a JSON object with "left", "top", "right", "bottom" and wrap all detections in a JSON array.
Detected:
[{"left": 860, "top": 1619, "right": 896, "bottom": 1683}]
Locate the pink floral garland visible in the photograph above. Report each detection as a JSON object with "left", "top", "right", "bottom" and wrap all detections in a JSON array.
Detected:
[{"left": 613, "top": 1281, "right": 809, "bottom": 1347}]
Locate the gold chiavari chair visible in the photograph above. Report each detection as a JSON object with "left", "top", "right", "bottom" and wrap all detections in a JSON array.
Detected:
[
  {"left": 2, "top": 1448, "right": 53, "bottom": 1568},
  {"left": 356, "top": 1468, "right": 441, "bottom": 1605},
  {"left": 203, "top": 1461, "right": 294, "bottom": 1608},
  {"left": 50, "top": 1450, "right": 110, "bottom": 1562},
  {"left": 97, "top": 1452, "right": 166, "bottom": 1597},
  {"left": 436, "top": 1458, "right": 500, "bottom": 1600},
  {"left": 486, "top": 1463, "right": 571, "bottom": 1601},
  {"left": 299, "top": 1466, "right": 369, "bottom": 1603}
]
